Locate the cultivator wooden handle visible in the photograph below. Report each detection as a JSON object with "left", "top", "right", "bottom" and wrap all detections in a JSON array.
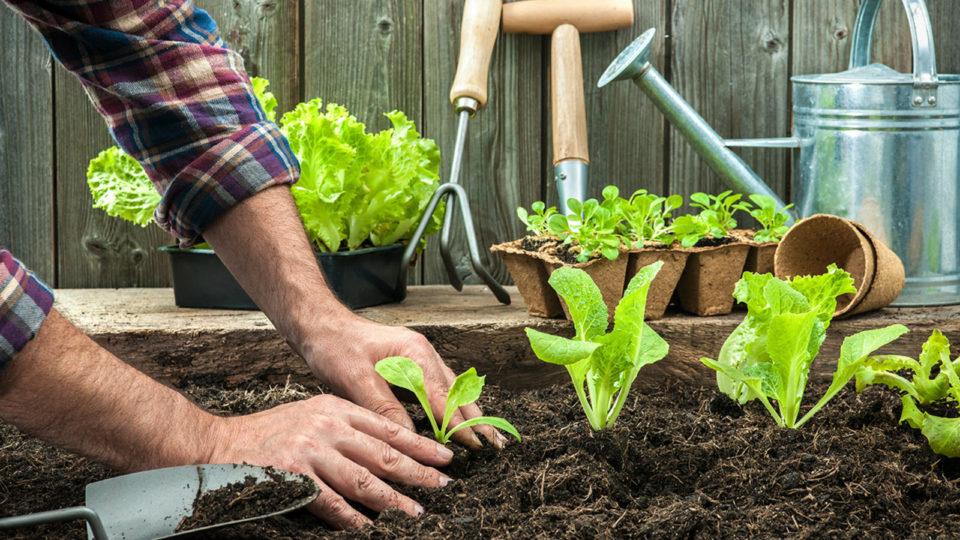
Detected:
[
  {"left": 551, "top": 24, "right": 589, "bottom": 166},
  {"left": 449, "top": 0, "right": 503, "bottom": 110}
]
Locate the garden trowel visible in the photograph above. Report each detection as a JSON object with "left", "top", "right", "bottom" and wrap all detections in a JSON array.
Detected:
[{"left": 0, "top": 463, "right": 318, "bottom": 540}]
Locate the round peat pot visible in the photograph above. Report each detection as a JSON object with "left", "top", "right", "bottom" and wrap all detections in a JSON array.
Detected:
[
  {"left": 159, "top": 247, "right": 258, "bottom": 310},
  {"left": 316, "top": 243, "right": 407, "bottom": 309}
]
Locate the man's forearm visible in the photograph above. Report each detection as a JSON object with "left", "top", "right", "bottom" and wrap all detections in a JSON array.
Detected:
[{"left": 0, "top": 309, "right": 221, "bottom": 472}]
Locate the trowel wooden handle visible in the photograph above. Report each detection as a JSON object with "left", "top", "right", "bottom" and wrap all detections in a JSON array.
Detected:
[
  {"left": 503, "top": 0, "right": 633, "bottom": 35},
  {"left": 449, "top": 0, "right": 502, "bottom": 109},
  {"left": 551, "top": 24, "right": 588, "bottom": 165}
]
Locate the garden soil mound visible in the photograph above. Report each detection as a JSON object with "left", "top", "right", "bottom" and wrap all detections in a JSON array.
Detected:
[{"left": 1, "top": 380, "right": 958, "bottom": 539}]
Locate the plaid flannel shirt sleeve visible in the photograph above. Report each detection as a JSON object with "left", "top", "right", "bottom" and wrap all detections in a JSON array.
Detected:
[
  {"left": 0, "top": 251, "right": 54, "bottom": 370},
  {"left": 4, "top": 0, "right": 300, "bottom": 246}
]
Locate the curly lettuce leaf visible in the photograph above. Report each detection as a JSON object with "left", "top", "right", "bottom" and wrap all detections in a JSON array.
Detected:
[
  {"left": 281, "top": 100, "right": 443, "bottom": 252},
  {"left": 86, "top": 146, "right": 161, "bottom": 227},
  {"left": 250, "top": 76, "right": 278, "bottom": 122}
]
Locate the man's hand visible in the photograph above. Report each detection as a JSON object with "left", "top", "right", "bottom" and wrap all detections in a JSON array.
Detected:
[
  {"left": 203, "top": 186, "right": 506, "bottom": 449},
  {"left": 209, "top": 393, "right": 453, "bottom": 529},
  {"left": 301, "top": 319, "right": 508, "bottom": 450}
]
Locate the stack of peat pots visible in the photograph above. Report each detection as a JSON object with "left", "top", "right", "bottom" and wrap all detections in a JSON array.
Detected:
[{"left": 491, "top": 232, "right": 776, "bottom": 321}]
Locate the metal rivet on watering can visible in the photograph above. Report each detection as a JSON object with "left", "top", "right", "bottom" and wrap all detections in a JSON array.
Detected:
[{"left": 600, "top": 0, "right": 960, "bottom": 307}]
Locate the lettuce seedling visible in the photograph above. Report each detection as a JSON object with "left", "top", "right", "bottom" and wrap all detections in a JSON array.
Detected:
[
  {"left": 548, "top": 187, "right": 623, "bottom": 262},
  {"left": 701, "top": 266, "right": 908, "bottom": 428},
  {"left": 374, "top": 356, "right": 521, "bottom": 445},
  {"left": 517, "top": 201, "right": 559, "bottom": 237},
  {"left": 525, "top": 262, "right": 669, "bottom": 430},
  {"left": 671, "top": 213, "right": 713, "bottom": 248},
  {"left": 747, "top": 194, "right": 793, "bottom": 243},
  {"left": 617, "top": 190, "right": 682, "bottom": 248},
  {"left": 856, "top": 330, "right": 960, "bottom": 457},
  {"left": 250, "top": 76, "right": 278, "bottom": 122},
  {"left": 689, "top": 190, "right": 751, "bottom": 234}
]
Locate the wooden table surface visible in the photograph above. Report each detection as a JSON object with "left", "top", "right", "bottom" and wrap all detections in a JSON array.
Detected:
[{"left": 55, "top": 286, "right": 960, "bottom": 391}]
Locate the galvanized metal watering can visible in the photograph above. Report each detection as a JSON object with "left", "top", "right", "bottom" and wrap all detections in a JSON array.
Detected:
[{"left": 598, "top": 0, "right": 960, "bottom": 307}]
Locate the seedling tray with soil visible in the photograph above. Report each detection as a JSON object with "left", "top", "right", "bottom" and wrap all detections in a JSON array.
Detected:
[{"left": 2, "top": 380, "right": 958, "bottom": 539}]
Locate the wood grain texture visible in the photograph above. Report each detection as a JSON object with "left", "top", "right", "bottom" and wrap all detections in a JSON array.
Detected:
[
  {"left": 55, "top": 285, "right": 958, "bottom": 391},
  {"left": 668, "top": 0, "right": 790, "bottom": 217},
  {"left": 420, "top": 0, "right": 543, "bottom": 286},
  {"left": 197, "top": 0, "right": 301, "bottom": 117},
  {"left": 0, "top": 9, "right": 54, "bottom": 283},
  {"left": 53, "top": 67, "right": 171, "bottom": 288}
]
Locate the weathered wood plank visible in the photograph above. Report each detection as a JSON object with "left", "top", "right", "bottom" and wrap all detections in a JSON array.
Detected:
[
  {"left": 196, "top": 0, "right": 301, "bottom": 116},
  {"left": 53, "top": 68, "right": 171, "bottom": 288},
  {"left": 792, "top": 0, "right": 960, "bottom": 81},
  {"left": 420, "top": 0, "right": 544, "bottom": 288},
  {"left": 547, "top": 0, "right": 669, "bottom": 204},
  {"left": 668, "top": 0, "right": 790, "bottom": 217},
  {"left": 0, "top": 9, "right": 54, "bottom": 283},
  {"left": 55, "top": 285, "right": 957, "bottom": 391}
]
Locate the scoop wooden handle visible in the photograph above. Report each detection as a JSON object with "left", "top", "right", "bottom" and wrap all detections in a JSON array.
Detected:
[
  {"left": 449, "top": 0, "right": 503, "bottom": 109},
  {"left": 503, "top": 0, "right": 633, "bottom": 35},
  {"left": 551, "top": 24, "right": 588, "bottom": 165}
]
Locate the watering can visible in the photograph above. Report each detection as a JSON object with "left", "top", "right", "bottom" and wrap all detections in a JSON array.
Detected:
[{"left": 598, "top": 0, "right": 960, "bottom": 307}]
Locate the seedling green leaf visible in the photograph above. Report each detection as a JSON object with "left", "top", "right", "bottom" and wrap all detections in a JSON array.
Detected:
[
  {"left": 702, "top": 265, "right": 908, "bottom": 428},
  {"left": 374, "top": 356, "right": 521, "bottom": 444},
  {"left": 526, "top": 262, "right": 669, "bottom": 430}
]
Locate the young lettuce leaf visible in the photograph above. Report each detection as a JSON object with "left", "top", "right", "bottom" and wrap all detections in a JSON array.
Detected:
[
  {"left": 374, "top": 356, "right": 520, "bottom": 445},
  {"left": 525, "top": 262, "right": 669, "bottom": 430},
  {"left": 281, "top": 100, "right": 443, "bottom": 252},
  {"left": 701, "top": 265, "right": 908, "bottom": 428},
  {"left": 856, "top": 330, "right": 960, "bottom": 458},
  {"left": 86, "top": 146, "right": 162, "bottom": 227}
]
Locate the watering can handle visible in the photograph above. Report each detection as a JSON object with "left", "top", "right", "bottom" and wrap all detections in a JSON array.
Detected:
[{"left": 848, "top": 0, "right": 938, "bottom": 106}]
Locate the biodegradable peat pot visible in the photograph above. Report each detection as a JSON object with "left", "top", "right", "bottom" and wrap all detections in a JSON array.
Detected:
[
  {"left": 732, "top": 229, "right": 777, "bottom": 275},
  {"left": 490, "top": 238, "right": 563, "bottom": 318},
  {"left": 315, "top": 243, "right": 407, "bottom": 310},
  {"left": 160, "top": 246, "right": 258, "bottom": 310},
  {"left": 775, "top": 214, "right": 904, "bottom": 318},
  {"left": 543, "top": 251, "right": 629, "bottom": 322},
  {"left": 626, "top": 248, "right": 689, "bottom": 320},
  {"left": 675, "top": 242, "right": 751, "bottom": 316}
]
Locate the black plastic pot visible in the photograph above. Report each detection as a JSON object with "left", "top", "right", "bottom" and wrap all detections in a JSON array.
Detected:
[
  {"left": 159, "top": 246, "right": 258, "bottom": 310},
  {"left": 315, "top": 243, "right": 407, "bottom": 309}
]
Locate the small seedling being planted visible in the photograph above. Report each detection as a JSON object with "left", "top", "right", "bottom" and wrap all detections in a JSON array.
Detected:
[
  {"left": 525, "top": 262, "right": 670, "bottom": 430},
  {"left": 701, "top": 265, "right": 908, "bottom": 429},
  {"left": 856, "top": 330, "right": 960, "bottom": 458},
  {"left": 374, "top": 356, "right": 521, "bottom": 445}
]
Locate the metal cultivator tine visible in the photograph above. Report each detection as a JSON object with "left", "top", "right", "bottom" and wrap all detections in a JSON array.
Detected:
[{"left": 400, "top": 183, "right": 511, "bottom": 305}]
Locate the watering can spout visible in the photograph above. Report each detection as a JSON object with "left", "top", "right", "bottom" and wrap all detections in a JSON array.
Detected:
[{"left": 599, "top": 28, "right": 797, "bottom": 223}]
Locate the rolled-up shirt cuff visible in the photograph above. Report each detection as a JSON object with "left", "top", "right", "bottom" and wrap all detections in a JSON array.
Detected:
[{"left": 0, "top": 250, "right": 55, "bottom": 370}]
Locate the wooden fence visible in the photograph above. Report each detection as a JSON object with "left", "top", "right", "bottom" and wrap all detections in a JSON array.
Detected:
[{"left": 2, "top": 0, "right": 959, "bottom": 289}]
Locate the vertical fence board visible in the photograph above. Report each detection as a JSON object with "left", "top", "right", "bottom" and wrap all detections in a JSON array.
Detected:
[
  {"left": 546, "top": 1, "right": 668, "bottom": 206},
  {"left": 54, "top": 68, "right": 171, "bottom": 288},
  {"left": 0, "top": 9, "right": 54, "bottom": 283},
  {"left": 668, "top": 0, "right": 790, "bottom": 214},
  {"left": 420, "top": 0, "right": 544, "bottom": 286},
  {"left": 197, "top": 0, "right": 301, "bottom": 117}
]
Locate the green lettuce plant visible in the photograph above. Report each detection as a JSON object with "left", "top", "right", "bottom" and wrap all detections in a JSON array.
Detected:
[
  {"left": 548, "top": 186, "right": 623, "bottom": 262},
  {"left": 855, "top": 330, "right": 960, "bottom": 458},
  {"left": 617, "top": 190, "right": 682, "bottom": 248},
  {"left": 701, "top": 265, "right": 908, "bottom": 429},
  {"left": 280, "top": 99, "right": 444, "bottom": 253},
  {"left": 86, "top": 146, "right": 161, "bottom": 227},
  {"left": 747, "top": 194, "right": 793, "bottom": 243},
  {"left": 672, "top": 190, "right": 752, "bottom": 247},
  {"left": 524, "top": 262, "right": 669, "bottom": 430},
  {"left": 517, "top": 201, "right": 559, "bottom": 237},
  {"left": 374, "top": 356, "right": 521, "bottom": 445}
]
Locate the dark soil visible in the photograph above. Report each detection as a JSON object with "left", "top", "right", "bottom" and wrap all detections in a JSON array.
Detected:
[
  {"left": 520, "top": 235, "right": 558, "bottom": 253},
  {"left": 175, "top": 467, "right": 316, "bottom": 533},
  {"left": 2, "top": 379, "right": 959, "bottom": 539},
  {"left": 552, "top": 242, "right": 592, "bottom": 265},
  {"left": 693, "top": 236, "right": 734, "bottom": 248}
]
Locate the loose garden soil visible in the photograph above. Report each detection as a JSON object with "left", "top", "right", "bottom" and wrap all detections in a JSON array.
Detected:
[{"left": 2, "top": 378, "right": 958, "bottom": 539}]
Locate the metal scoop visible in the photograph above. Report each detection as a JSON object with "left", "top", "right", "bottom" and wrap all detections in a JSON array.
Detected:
[{"left": 0, "top": 463, "right": 319, "bottom": 540}]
